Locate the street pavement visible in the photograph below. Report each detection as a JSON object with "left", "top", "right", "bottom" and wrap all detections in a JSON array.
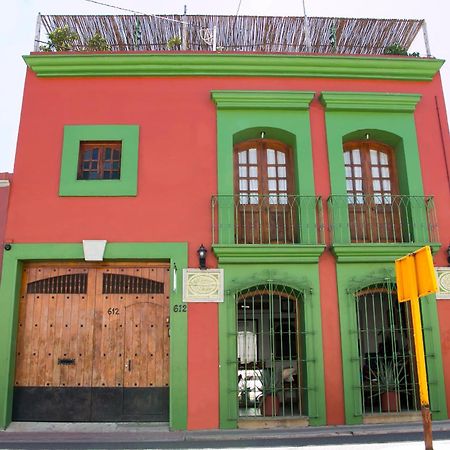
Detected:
[{"left": 1, "top": 420, "right": 450, "bottom": 449}]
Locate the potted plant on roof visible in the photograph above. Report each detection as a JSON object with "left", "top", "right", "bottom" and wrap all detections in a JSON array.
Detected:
[
  {"left": 377, "top": 360, "right": 406, "bottom": 412},
  {"left": 258, "top": 368, "right": 281, "bottom": 417}
]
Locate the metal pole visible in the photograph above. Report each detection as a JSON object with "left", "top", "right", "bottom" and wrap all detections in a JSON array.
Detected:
[
  {"left": 302, "top": 0, "right": 312, "bottom": 52},
  {"left": 34, "top": 12, "right": 41, "bottom": 52},
  {"left": 422, "top": 20, "right": 432, "bottom": 57},
  {"left": 410, "top": 296, "right": 433, "bottom": 450},
  {"left": 182, "top": 5, "right": 188, "bottom": 51},
  {"left": 212, "top": 26, "right": 217, "bottom": 52}
]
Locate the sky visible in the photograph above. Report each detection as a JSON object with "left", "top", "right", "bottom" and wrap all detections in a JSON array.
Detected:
[{"left": 0, "top": 0, "right": 448, "bottom": 173}]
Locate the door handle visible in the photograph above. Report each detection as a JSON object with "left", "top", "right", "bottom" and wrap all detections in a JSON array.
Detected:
[{"left": 125, "top": 359, "right": 131, "bottom": 371}]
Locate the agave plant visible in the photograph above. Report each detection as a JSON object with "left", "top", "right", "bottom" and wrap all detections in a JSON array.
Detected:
[{"left": 377, "top": 360, "right": 406, "bottom": 392}]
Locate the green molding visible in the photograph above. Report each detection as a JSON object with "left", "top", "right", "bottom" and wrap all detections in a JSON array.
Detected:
[
  {"left": 213, "top": 244, "right": 325, "bottom": 264},
  {"left": 212, "top": 89, "right": 316, "bottom": 208},
  {"left": 23, "top": 53, "right": 444, "bottom": 81},
  {"left": 59, "top": 125, "right": 139, "bottom": 197},
  {"left": 322, "top": 92, "right": 429, "bottom": 246},
  {"left": 0, "top": 242, "right": 188, "bottom": 430},
  {"left": 335, "top": 264, "right": 447, "bottom": 424},
  {"left": 331, "top": 243, "right": 441, "bottom": 263},
  {"left": 211, "top": 91, "right": 315, "bottom": 110},
  {"left": 212, "top": 90, "right": 325, "bottom": 427},
  {"left": 320, "top": 92, "right": 422, "bottom": 112},
  {"left": 218, "top": 264, "right": 326, "bottom": 428}
]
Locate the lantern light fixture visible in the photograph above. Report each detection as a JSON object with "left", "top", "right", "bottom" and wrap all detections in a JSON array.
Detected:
[{"left": 197, "top": 244, "right": 207, "bottom": 270}]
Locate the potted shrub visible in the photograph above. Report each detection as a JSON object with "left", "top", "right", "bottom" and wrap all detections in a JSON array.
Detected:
[
  {"left": 377, "top": 360, "right": 406, "bottom": 412},
  {"left": 40, "top": 26, "right": 79, "bottom": 51},
  {"left": 258, "top": 368, "right": 281, "bottom": 416}
]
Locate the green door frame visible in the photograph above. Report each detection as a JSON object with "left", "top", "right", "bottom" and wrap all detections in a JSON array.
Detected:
[{"left": 0, "top": 242, "right": 188, "bottom": 430}]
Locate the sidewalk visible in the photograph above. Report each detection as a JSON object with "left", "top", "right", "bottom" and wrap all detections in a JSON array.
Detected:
[{"left": 1, "top": 420, "right": 450, "bottom": 447}]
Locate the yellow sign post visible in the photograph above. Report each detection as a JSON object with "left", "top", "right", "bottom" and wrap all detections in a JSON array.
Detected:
[{"left": 395, "top": 246, "right": 438, "bottom": 450}]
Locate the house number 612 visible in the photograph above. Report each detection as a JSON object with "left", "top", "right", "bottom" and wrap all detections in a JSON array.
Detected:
[{"left": 107, "top": 307, "right": 119, "bottom": 315}]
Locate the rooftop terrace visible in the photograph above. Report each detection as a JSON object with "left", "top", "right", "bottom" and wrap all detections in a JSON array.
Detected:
[{"left": 36, "top": 14, "right": 428, "bottom": 56}]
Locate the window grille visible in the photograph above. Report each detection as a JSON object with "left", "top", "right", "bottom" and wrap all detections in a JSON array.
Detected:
[
  {"left": 27, "top": 273, "right": 88, "bottom": 294},
  {"left": 102, "top": 273, "right": 164, "bottom": 294},
  {"left": 235, "top": 283, "right": 308, "bottom": 418},
  {"left": 354, "top": 282, "right": 420, "bottom": 415}
]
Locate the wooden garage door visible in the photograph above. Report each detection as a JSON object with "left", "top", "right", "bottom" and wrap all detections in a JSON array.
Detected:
[{"left": 13, "top": 262, "right": 170, "bottom": 422}]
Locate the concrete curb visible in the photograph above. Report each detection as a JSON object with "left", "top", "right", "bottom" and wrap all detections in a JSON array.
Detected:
[{"left": 0, "top": 420, "right": 450, "bottom": 444}]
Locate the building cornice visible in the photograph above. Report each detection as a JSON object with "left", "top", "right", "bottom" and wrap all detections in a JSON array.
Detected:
[
  {"left": 331, "top": 243, "right": 441, "bottom": 263},
  {"left": 320, "top": 92, "right": 422, "bottom": 112},
  {"left": 23, "top": 53, "right": 444, "bottom": 81},
  {"left": 212, "top": 244, "right": 325, "bottom": 264},
  {"left": 211, "top": 90, "right": 315, "bottom": 110}
]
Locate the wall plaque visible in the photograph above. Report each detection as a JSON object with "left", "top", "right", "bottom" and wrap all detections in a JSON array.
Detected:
[
  {"left": 183, "top": 269, "right": 224, "bottom": 302},
  {"left": 436, "top": 267, "right": 450, "bottom": 299}
]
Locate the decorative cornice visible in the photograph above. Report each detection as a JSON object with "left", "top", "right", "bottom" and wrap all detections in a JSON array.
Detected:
[
  {"left": 211, "top": 90, "right": 315, "bottom": 110},
  {"left": 212, "top": 244, "right": 325, "bottom": 264},
  {"left": 332, "top": 243, "right": 441, "bottom": 263},
  {"left": 320, "top": 92, "right": 422, "bottom": 112},
  {"left": 23, "top": 53, "right": 444, "bottom": 81}
]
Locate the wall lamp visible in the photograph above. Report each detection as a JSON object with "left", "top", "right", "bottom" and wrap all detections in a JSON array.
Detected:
[
  {"left": 197, "top": 244, "right": 207, "bottom": 270},
  {"left": 4, "top": 243, "right": 11, "bottom": 251},
  {"left": 447, "top": 244, "right": 450, "bottom": 265}
]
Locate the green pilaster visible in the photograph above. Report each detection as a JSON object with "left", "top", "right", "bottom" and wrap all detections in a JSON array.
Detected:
[
  {"left": 321, "top": 91, "right": 447, "bottom": 423},
  {"left": 211, "top": 90, "right": 326, "bottom": 427},
  {"left": 0, "top": 242, "right": 188, "bottom": 430},
  {"left": 335, "top": 260, "right": 447, "bottom": 424},
  {"left": 216, "top": 260, "right": 326, "bottom": 427}
]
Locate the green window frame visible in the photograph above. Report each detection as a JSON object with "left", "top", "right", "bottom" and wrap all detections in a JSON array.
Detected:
[{"left": 59, "top": 125, "right": 139, "bottom": 196}]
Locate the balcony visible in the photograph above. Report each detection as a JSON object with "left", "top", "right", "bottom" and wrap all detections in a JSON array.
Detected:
[
  {"left": 327, "top": 195, "right": 439, "bottom": 245},
  {"left": 211, "top": 195, "right": 324, "bottom": 245}
]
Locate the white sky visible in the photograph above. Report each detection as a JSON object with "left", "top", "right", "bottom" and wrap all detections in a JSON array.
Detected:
[{"left": 0, "top": 0, "right": 448, "bottom": 172}]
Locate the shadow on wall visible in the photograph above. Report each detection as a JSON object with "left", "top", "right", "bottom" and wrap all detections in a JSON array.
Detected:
[{"left": 0, "top": 173, "right": 13, "bottom": 280}]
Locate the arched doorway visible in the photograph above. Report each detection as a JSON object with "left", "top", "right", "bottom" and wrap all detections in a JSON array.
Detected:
[
  {"left": 235, "top": 284, "right": 306, "bottom": 418},
  {"left": 355, "top": 283, "right": 420, "bottom": 414}
]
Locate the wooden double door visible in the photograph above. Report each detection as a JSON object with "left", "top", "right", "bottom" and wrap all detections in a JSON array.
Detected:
[{"left": 13, "top": 262, "right": 170, "bottom": 422}]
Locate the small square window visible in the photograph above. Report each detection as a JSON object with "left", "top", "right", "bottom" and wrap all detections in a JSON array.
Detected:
[
  {"left": 59, "top": 125, "right": 139, "bottom": 197},
  {"left": 78, "top": 141, "right": 122, "bottom": 180}
]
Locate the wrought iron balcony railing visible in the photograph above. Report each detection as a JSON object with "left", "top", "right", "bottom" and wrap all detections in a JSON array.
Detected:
[
  {"left": 327, "top": 195, "right": 439, "bottom": 244},
  {"left": 211, "top": 195, "right": 324, "bottom": 245}
]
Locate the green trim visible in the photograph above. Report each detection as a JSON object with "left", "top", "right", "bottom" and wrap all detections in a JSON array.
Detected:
[
  {"left": 213, "top": 244, "right": 325, "bottom": 264},
  {"left": 211, "top": 91, "right": 315, "bottom": 110},
  {"left": 218, "top": 264, "right": 326, "bottom": 428},
  {"left": 320, "top": 92, "right": 422, "bottom": 113},
  {"left": 59, "top": 125, "right": 139, "bottom": 196},
  {"left": 331, "top": 243, "right": 441, "bottom": 263},
  {"left": 0, "top": 242, "right": 188, "bottom": 430},
  {"left": 23, "top": 53, "right": 444, "bottom": 81},
  {"left": 212, "top": 90, "right": 325, "bottom": 427},
  {"left": 335, "top": 264, "right": 447, "bottom": 424},
  {"left": 322, "top": 92, "right": 430, "bottom": 247},
  {"left": 212, "top": 89, "right": 316, "bottom": 209}
]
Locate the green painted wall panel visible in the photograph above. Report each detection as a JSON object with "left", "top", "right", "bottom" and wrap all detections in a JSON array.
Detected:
[
  {"left": 217, "top": 263, "right": 327, "bottom": 427},
  {"left": 335, "top": 263, "right": 447, "bottom": 424}
]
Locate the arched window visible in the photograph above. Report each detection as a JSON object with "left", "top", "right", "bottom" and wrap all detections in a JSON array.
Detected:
[
  {"left": 344, "top": 141, "right": 401, "bottom": 242},
  {"left": 234, "top": 139, "right": 297, "bottom": 244}
]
